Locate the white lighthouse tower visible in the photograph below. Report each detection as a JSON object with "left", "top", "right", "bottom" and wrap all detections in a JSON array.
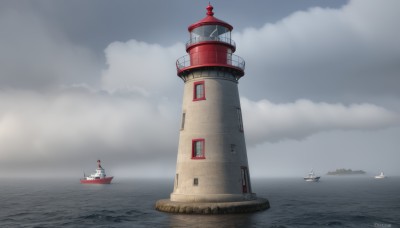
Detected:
[{"left": 156, "top": 4, "right": 269, "bottom": 214}]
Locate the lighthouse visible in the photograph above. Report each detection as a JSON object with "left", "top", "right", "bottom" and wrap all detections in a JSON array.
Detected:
[{"left": 156, "top": 4, "right": 269, "bottom": 214}]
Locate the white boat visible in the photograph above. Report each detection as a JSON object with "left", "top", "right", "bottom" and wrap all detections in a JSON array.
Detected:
[
  {"left": 304, "top": 169, "right": 321, "bottom": 182},
  {"left": 374, "top": 171, "right": 386, "bottom": 179},
  {"left": 80, "top": 160, "right": 113, "bottom": 184}
]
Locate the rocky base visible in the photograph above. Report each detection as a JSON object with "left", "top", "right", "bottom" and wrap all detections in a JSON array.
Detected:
[{"left": 155, "top": 198, "right": 269, "bottom": 214}]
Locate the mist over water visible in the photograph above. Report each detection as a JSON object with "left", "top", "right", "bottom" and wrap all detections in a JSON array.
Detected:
[{"left": 1, "top": 177, "right": 399, "bottom": 227}]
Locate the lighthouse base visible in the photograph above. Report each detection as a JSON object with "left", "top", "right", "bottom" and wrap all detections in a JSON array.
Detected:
[{"left": 155, "top": 198, "right": 269, "bottom": 214}]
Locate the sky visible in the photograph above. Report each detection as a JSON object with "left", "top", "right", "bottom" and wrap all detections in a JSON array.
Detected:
[{"left": 0, "top": 0, "right": 399, "bottom": 178}]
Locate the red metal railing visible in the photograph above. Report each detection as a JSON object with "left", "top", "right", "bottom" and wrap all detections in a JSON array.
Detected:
[{"left": 176, "top": 52, "right": 245, "bottom": 72}]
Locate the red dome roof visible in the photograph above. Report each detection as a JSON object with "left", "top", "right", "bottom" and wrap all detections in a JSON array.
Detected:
[{"left": 188, "top": 4, "right": 233, "bottom": 32}]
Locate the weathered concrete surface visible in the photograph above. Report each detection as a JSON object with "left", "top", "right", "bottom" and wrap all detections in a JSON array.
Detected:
[
  {"left": 155, "top": 198, "right": 269, "bottom": 214},
  {"left": 172, "top": 73, "right": 253, "bottom": 202}
]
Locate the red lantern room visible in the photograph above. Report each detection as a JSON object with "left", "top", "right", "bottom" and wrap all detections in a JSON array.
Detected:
[{"left": 176, "top": 4, "right": 245, "bottom": 79}]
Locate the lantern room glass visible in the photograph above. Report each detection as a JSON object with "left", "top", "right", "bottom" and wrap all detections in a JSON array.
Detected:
[{"left": 190, "top": 25, "right": 231, "bottom": 43}]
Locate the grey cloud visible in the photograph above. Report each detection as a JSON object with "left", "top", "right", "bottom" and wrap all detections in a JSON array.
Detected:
[
  {"left": 235, "top": 0, "right": 400, "bottom": 103},
  {"left": 241, "top": 98, "right": 400, "bottom": 145},
  {"left": 1, "top": 0, "right": 400, "bottom": 177},
  {"left": 0, "top": 7, "right": 100, "bottom": 90},
  {"left": 0, "top": 89, "right": 179, "bottom": 177}
]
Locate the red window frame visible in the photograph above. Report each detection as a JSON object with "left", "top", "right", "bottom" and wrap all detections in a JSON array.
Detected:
[
  {"left": 193, "top": 81, "right": 206, "bottom": 101},
  {"left": 192, "top": 138, "right": 205, "bottom": 159}
]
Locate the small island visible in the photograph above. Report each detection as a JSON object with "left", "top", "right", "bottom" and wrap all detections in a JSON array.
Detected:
[{"left": 326, "top": 168, "right": 366, "bottom": 175}]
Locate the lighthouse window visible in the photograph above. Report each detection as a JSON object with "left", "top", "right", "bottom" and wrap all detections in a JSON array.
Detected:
[
  {"left": 193, "top": 178, "right": 199, "bottom": 186},
  {"left": 192, "top": 139, "right": 205, "bottom": 159},
  {"left": 230, "top": 144, "right": 236, "bottom": 154},
  {"left": 195, "top": 84, "right": 204, "bottom": 98},
  {"left": 181, "top": 112, "right": 186, "bottom": 130},
  {"left": 191, "top": 25, "right": 230, "bottom": 43},
  {"left": 237, "top": 108, "right": 244, "bottom": 132},
  {"left": 193, "top": 81, "right": 205, "bottom": 101}
]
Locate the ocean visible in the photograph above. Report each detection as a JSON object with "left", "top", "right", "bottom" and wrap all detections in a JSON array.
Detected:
[{"left": 1, "top": 177, "right": 399, "bottom": 228}]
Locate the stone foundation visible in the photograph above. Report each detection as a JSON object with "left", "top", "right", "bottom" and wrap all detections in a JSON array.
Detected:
[{"left": 155, "top": 198, "right": 269, "bottom": 214}]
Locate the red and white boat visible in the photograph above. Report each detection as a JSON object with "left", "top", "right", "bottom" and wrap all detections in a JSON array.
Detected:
[{"left": 80, "top": 160, "right": 113, "bottom": 184}]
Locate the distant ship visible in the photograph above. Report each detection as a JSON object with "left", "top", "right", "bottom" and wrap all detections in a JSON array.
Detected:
[
  {"left": 326, "top": 168, "right": 366, "bottom": 175},
  {"left": 80, "top": 160, "right": 113, "bottom": 184},
  {"left": 304, "top": 169, "right": 321, "bottom": 182},
  {"left": 374, "top": 171, "right": 386, "bottom": 179}
]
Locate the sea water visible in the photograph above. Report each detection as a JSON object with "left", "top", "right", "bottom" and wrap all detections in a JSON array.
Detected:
[{"left": 1, "top": 177, "right": 399, "bottom": 228}]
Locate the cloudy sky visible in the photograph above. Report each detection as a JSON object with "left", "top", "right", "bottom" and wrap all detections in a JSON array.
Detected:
[{"left": 1, "top": 0, "right": 399, "bottom": 178}]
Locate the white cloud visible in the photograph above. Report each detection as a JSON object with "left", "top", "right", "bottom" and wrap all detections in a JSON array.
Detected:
[
  {"left": 1, "top": 0, "right": 400, "bottom": 177},
  {"left": 0, "top": 89, "right": 179, "bottom": 176},
  {"left": 234, "top": 0, "right": 400, "bottom": 101},
  {"left": 101, "top": 40, "right": 184, "bottom": 97},
  {"left": 2, "top": 88, "right": 397, "bottom": 175},
  {"left": 241, "top": 98, "right": 399, "bottom": 145}
]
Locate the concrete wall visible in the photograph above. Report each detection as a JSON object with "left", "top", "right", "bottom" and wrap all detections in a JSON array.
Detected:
[{"left": 170, "top": 69, "right": 254, "bottom": 202}]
